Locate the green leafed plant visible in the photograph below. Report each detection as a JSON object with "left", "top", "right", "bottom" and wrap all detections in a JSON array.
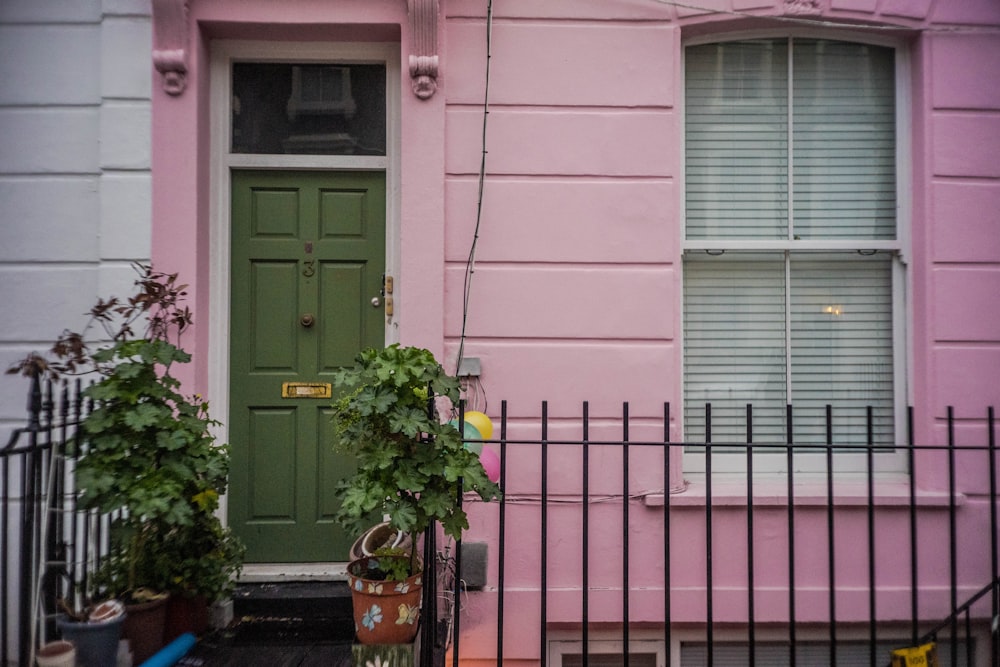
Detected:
[
  {"left": 330, "top": 344, "right": 501, "bottom": 576},
  {"left": 8, "top": 264, "right": 243, "bottom": 604}
]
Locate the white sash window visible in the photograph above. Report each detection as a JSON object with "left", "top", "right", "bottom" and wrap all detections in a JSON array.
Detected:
[{"left": 683, "top": 37, "right": 906, "bottom": 460}]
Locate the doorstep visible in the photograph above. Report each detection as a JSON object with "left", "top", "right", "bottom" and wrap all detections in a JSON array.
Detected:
[
  {"left": 179, "top": 580, "right": 356, "bottom": 666},
  {"left": 233, "top": 580, "right": 354, "bottom": 628}
]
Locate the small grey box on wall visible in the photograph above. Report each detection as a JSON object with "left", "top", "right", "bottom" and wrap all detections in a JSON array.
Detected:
[{"left": 460, "top": 542, "right": 488, "bottom": 590}]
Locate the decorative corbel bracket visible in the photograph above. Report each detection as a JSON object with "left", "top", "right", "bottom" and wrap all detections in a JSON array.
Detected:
[
  {"left": 407, "top": 0, "right": 440, "bottom": 99},
  {"left": 784, "top": 0, "right": 823, "bottom": 14},
  {"left": 151, "top": 0, "right": 190, "bottom": 96}
]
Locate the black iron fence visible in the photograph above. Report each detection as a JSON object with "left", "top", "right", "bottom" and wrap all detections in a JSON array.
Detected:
[
  {"left": 4, "top": 379, "right": 998, "bottom": 666},
  {"left": 1, "top": 376, "right": 107, "bottom": 667},
  {"left": 448, "top": 401, "right": 999, "bottom": 667}
]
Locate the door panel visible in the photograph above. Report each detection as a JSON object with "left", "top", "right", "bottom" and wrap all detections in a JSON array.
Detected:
[{"left": 230, "top": 170, "right": 385, "bottom": 563}]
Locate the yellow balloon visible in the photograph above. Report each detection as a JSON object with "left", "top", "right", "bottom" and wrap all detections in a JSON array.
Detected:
[{"left": 463, "top": 410, "right": 493, "bottom": 441}]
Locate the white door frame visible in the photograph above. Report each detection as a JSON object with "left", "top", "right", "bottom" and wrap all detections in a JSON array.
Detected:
[{"left": 208, "top": 41, "right": 401, "bottom": 573}]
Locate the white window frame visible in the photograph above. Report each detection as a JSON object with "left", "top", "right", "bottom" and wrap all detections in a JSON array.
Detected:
[
  {"left": 549, "top": 637, "right": 667, "bottom": 667},
  {"left": 679, "top": 30, "right": 911, "bottom": 477},
  {"left": 672, "top": 624, "right": 985, "bottom": 667}
]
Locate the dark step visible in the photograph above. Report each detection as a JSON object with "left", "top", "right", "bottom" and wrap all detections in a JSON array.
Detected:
[{"left": 230, "top": 581, "right": 355, "bottom": 643}]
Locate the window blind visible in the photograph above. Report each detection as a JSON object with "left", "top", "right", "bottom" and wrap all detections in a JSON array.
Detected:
[
  {"left": 683, "top": 253, "right": 788, "bottom": 444},
  {"left": 685, "top": 39, "right": 896, "bottom": 242},
  {"left": 791, "top": 39, "right": 896, "bottom": 240},
  {"left": 680, "top": 641, "right": 968, "bottom": 666},
  {"left": 789, "top": 253, "right": 895, "bottom": 445},
  {"left": 686, "top": 39, "right": 789, "bottom": 241},
  {"left": 684, "top": 252, "right": 895, "bottom": 446},
  {"left": 683, "top": 37, "right": 899, "bottom": 450}
]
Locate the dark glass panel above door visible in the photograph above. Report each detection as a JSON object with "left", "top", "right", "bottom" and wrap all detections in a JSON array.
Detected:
[{"left": 232, "top": 63, "right": 386, "bottom": 156}]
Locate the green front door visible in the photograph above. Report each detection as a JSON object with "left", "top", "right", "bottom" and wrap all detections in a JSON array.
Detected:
[{"left": 229, "top": 170, "right": 386, "bottom": 563}]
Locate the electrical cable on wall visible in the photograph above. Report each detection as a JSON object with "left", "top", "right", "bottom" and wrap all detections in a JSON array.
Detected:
[{"left": 455, "top": 0, "right": 494, "bottom": 386}]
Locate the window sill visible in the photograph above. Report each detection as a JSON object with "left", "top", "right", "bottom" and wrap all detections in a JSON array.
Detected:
[{"left": 642, "top": 479, "right": 959, "bottom": 509}]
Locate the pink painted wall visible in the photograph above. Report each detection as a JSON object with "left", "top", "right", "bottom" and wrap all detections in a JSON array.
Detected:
[
  {"left": 149, "top": 0, "right": 1000, "bottom": 662},
  {"left": 444, "top": 1, "right": 1000, "bottom": 662}
]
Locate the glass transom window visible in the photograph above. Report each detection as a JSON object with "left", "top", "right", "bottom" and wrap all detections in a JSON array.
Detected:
[
  {"left": 231, "top": 63, "right": 386, "bottom": 156},
  {"left": 683, "top": 37, "right": 902, "bottom": 450}
]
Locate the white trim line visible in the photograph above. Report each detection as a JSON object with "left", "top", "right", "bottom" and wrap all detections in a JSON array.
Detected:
[{"left": 240, "top": 563, "right": 349, "bottom": 583}]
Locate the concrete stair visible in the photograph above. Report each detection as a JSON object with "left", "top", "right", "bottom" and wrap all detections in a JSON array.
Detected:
[
  {"left": 181, "top": 582, "right": 356, "bottom": 665},
  {"left": 230, "top": 581, "right": 356, "bottom": 642}
]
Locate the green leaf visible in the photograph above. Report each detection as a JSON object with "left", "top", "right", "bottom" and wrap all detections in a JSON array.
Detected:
[
  {"left": 390, "top": 503, "right": 419, "bottom": 533},
  {"left": 392, "top": 464, "right": 427, "bottom": 493},
  {"left": 417, "top": 488, "right": 455, "bottom": 520},
  {"left": 439, "top": 512, "right": 469, "bottom": 541}
]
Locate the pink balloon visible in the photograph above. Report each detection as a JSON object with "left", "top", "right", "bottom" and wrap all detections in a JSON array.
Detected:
[{"left": 479, "top": 446, "right": 500, "bottom": 483}]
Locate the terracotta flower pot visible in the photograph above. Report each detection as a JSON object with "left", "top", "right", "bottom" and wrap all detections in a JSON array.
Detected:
[
  {"left": 164, "top": 594, "right": 210, "bottom": 641},
  {"left": 346, "top": 555, "right": 423, "bottom": 645},
  {"left": 122, "top": 594, "right": 169, "bottom": 664}
]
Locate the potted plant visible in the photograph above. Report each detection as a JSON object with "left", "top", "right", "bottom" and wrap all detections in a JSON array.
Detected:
[
  {"left": 330, "top": 344, "right": 501, "bottom": 645},
  {"left": 156, "top": 509, "right": 246, "bottom": 639},
  {"left": 9, "top": 264, "right": 243, "bottom": 659},
  {"left": 54, "top": 600, "right": 127, "bottom": 667},
  {"left": 88, "top": 522, "right": 172, "bottom": 664}
]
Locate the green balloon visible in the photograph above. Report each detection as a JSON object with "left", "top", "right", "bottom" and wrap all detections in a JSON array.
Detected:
[{"left": 448, "top": 419, "right": 483, "bottom": 454}]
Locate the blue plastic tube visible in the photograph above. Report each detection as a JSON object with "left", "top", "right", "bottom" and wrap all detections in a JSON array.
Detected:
[{"left": 138, "top": 632, "right": 196, "bottom": 667}]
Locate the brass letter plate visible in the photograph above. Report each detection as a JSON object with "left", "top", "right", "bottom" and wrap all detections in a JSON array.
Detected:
[{"left": 281, "top": 382, "right": 332, "bottom": 399}]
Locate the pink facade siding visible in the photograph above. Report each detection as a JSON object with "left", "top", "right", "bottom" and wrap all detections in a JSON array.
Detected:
[{"left": 149, "top": 0, "right": 1000, "bottom": 662}]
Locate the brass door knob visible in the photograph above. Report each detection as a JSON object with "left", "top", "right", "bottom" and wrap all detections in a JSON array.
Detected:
[{"left": 300, "top": 313, "right": 315, "bottom": 328}]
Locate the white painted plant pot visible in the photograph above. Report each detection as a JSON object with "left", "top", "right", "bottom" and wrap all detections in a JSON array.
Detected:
[{"left": 36, "top": 640, "right": 76, "bottom": 667}]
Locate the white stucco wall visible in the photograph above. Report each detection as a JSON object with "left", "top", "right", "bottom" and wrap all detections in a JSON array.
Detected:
[
  {"left": 1, "top": 5, "right": 150, "bottom": 659},
  {"left": 0, "top": 0, "right": 152, "bottom": 435}
]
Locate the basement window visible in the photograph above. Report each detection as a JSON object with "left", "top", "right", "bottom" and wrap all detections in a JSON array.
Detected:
[{"left": 549, "top": 640, "right": 665, "bottom": 667}]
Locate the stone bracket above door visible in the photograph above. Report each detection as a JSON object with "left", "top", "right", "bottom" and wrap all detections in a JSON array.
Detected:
[
  {"left": 152, "top": 0, "right": 189, "bottom": 96},
  {"left": 408, "top": 0, "right": 439, "bottom": 99}
]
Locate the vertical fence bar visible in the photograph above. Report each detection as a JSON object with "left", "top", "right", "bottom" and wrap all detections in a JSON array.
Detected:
[
  {"left": 46, "top": 384, "right": 62, "bottom": 635},
  {"left": 746, "top": 404, "right": 756, "bottom": 667},
  {"left": 786, "top": 404, "right": 796, "bottom": 667},
  {"left": 72, "top": 383, "right": 87, "bottom": 607},
  {"left": 1, "top": 447, "right": 7, "bottom": 667},
  {"left": 908, "top": 406, "right": 919, "bottom": 646},
  {"left": 948, "top": 406, "right": 959, "bottom": 666},
  {"left": 421, "top": 520, "right": 437, "bottom": 667},
  {"left": 582, "top": 402, "right": 590, "bottom": 667},
  {"left": 963, "top": 609, "right": 972, "bottom": 667},
  {"left": 663, "top": 402, "right": 672, "bottom": 667},
  {"left": 705, "top": 402, "right": 714, "bottom": 667},
  {"left": 496, "top": 401, "right": 507, "bottom": 667},
  {"left": 80, "top": 388, "right": 94, "bottom": 605},
  {"left": 867, "top": 406, "right": 877, "bottom": 666},
  {"left": 622, "top": 402, "right": 630, "bottom": 667},
  {"left": 989, "top": 406, "right": 997, "bottom": 666},
  {"left": 825, "top": 405, "right": 836, "bottom": 666},
  {"left": 42, "top": 383, "right": 71, "bottom": 643},
  {"left": 19, "top": 373, "right": 42, "bottom": 667},
  {"left": 452, "top": 438, "right": 465, "bottom": 667},
  {"left": 420, "top": 391, "right": 438, "bottom": 667},
  {"left": 540, "top": 401, "right": 549, "bottom": 667}
]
